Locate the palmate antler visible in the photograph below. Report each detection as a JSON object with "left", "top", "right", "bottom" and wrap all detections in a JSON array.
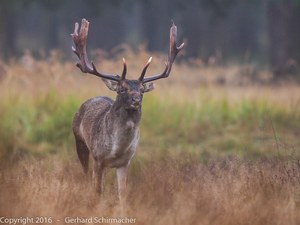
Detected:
[
  {"left": 71, "top": 19, "right": 127, "bottom": 82},
  {"left": 71, "top": 19, "right": 184, "bottom": 83},
  {"left": 139, "top": 21, "right": 184, "bottom": 83}
]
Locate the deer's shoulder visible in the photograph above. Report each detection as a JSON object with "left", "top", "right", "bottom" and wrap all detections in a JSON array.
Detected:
[
  {"left": 80, "top": 96, "right": 113, "bottom": 113},
  {"left": 74, "top": 96, "right": 113, "bottom": 127}
]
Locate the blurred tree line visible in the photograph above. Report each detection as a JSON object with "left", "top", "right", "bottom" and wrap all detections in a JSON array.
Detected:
[{"left": 0, "top": 0, "right": 299, "bottom": 78}]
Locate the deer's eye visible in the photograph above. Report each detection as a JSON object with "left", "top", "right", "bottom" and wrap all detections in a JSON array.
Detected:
[{"left": 119, "top": 89, "right": 126, "bottom": 94}]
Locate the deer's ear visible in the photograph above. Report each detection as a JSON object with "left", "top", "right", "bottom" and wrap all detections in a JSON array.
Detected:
[
  {"left": 143, "top": 82, "right": 155, "bottom": 93},
  {"left": 102, "top": 79, "right": 119, "bottom": 92}
]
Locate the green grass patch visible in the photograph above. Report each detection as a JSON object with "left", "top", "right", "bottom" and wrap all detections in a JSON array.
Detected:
[
  {"left": 0, "top": 91, "right": 299, "bottom": 164},
  {"left": 0, "top": 91, "right": 80, "bottom": 162}
]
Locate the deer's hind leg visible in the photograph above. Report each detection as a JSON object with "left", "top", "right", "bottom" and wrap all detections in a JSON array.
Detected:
[{"left": 75, "top": 138, "right": 90, "bottom": 174}]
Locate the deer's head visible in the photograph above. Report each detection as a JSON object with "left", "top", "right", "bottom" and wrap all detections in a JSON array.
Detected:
[{"left": 71, "top": 19, "right": 184, "bottom": 110}]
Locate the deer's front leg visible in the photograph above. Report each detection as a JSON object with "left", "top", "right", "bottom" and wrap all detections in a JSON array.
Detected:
[
  {"left": 93, "top": 161, "right": 105, "bottom": 195},
  {"left": 116, "top": 165, "right": 129, "bottom": 210}
]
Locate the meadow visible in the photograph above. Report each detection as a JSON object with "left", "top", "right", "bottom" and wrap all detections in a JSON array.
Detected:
[{"left": 0, "top": 48, "right": 300, "bottom": 224}]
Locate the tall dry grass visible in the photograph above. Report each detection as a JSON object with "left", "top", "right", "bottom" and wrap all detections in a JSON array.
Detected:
[
  {"left": 0, "top": 157, "right": 299, "bottom": 225},
  {"left": 0, "top": 47, "right": 300, "bottom": 224}
]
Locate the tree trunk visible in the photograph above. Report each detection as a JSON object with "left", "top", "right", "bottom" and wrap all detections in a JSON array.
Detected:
[
  {"left": 0, "top": 3, "right": 17, "bottom": 58},
  {"left": 45, "top": 11, "right": 59, "bottom": 50},
  {"left": 267, "top": 0, "right": 300, "bottom": 79}
]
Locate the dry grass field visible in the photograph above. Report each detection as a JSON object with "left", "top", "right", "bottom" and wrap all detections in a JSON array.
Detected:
[{"left": 0, "top": 48, "right": 300, "bottom": 224}]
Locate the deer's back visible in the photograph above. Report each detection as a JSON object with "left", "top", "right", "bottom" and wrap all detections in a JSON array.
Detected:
[{"left": 73, "top": 96, "right": 113, "bottom": 148}]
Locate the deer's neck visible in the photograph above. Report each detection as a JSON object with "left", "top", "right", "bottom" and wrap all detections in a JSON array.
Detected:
[
  {"left": 107, "top": 100, "right": 141, "bottom": 131},
  {"left": 102, "top": 100, "right": 141, "bottom": 155}
]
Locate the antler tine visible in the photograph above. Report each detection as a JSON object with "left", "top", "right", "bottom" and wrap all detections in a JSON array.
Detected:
[
  {"left": 71, "top": 18, "right": 120, "bottom": 82},
  {"left": 142, "top": 21, "right": 184, "bottom": 83},
  {"left": 139, "top": 57, "right": 152, "bottom": 81},
  {"left": 121, "top": 58, "right": 127, "bottom": 80}
]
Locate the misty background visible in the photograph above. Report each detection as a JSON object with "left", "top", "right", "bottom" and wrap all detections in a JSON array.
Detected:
[{"left": 0, "top": 0, "right": 300, "bottom": 79}]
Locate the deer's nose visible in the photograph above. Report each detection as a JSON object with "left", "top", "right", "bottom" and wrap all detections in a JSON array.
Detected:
[{"left": 132, "top": 96, "right": 141, "bottom": 103}]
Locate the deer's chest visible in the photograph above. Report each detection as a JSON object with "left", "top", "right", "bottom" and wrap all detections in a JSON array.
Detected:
[
  {"left": 111, "top": 125, "right": 139, "bottom": 155},
  {"left": 96, "top": 122, "right": 139, "bottom": 167}
]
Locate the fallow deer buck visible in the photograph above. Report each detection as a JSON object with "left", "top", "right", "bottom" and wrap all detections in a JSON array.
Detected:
[{"left": 71, "top": 19, "right": 184, "bottom": 206}]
